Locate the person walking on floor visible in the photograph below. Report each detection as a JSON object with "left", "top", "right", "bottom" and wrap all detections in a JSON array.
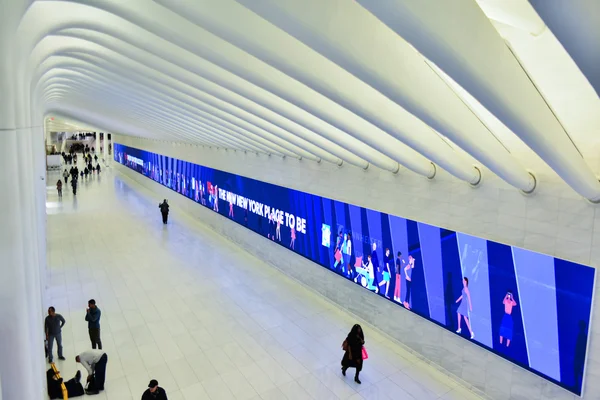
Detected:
[
  {"left": 76, "top": 349, "right": 108, "bottom": 394},
  {"left": 45, "top": 306, "right": 66, "bottom": 363},
  {"left": 56, "top": 179, "right": 62, "bottom": 198},
  {"left": 341, "top": 324, "right": 366, "bottom": 384},
  {"left": 85, "top": 299, "right": 102, "bottom": 349},
  {"left": 159, "top": 199, "right": 169, "bottom": 224},
  {"left": 71, "top": 177, "right": 77, "bottom": 196},
  {"left": 142, "top": 379, "right": 168, "bottom": 400},
  {"left": 63, "top": 168, "right": 69, "bottom": 185}
]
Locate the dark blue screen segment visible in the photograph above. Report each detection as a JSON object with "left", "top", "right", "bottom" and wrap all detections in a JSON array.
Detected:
[{"left": 115, "top": 143, "right": 594, "bottom": 395}]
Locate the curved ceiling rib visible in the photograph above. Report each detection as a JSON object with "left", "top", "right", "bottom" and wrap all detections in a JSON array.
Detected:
[
  {"left": 237, "top": 0, "right": 535, "bottom": 192},
  {"left": 154, "top": 0, "right": 479, "bottom": 184},
  {"left": 39, "top": 75, "right": 285, "bottom": 155},
  {"left": 31, "top": 52, "right": 315, "bottom": 159},
  {"left": 50, "top": 50, "right": 341, "bottom": 164},
  {"left": 42, "top": 78, "right": 267, "bottom": 152},
  {"left": 50, "top": 64, "right": 319, "bottom": 160},
  {"left": 22, "top": 1, "right": 433, "bottom": 177},
  {"left": 358, "top": 0, "right": 600, "bottom": 201},
  {"left": 529, "top": 0, "right": 600, "bottom": 97},
  {"left": 43, "top": 86, "right": 249, "bottom": 151}
]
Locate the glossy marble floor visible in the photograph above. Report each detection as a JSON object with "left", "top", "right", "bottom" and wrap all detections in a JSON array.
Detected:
[{"left": 45, "top": 162, "right": 484, "bottom": 400}]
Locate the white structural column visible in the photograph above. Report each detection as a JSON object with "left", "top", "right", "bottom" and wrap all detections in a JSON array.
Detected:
[{"left": 0, "top": 2, "right": 46, "bottom": 398}]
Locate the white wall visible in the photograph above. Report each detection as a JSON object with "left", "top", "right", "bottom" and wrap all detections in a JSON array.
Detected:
[{"left": 114, "top": 134, "right": 600, "bottom": 400}]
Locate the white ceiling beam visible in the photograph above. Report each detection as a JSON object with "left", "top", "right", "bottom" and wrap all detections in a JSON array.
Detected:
[{"left": 359, "top": 0, "right": 600, "bottom": 201}]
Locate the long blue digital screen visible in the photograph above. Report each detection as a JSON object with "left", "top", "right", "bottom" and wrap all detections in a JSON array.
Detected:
[{"left": 115, "top": 143, "right": 594, "bottom": 395}]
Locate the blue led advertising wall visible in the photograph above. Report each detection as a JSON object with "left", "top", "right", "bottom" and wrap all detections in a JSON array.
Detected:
[{"left": 115, "top": 143, "right": 595, "bottom": 395}]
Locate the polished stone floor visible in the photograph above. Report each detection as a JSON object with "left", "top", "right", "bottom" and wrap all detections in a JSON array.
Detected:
[{"left": 45, "top": 160, "right": 484, "bottom": 400}]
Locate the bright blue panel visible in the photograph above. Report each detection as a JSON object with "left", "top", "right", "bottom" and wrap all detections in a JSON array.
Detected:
[
  {"left": 417, "top": 223, "right": 446, "bottom": 325},
  {"left": 456, "top": 233, "right": 493, "bottom": 348},
  {"left": 512, "top": 248, "right": 561, "bottom": 381}
]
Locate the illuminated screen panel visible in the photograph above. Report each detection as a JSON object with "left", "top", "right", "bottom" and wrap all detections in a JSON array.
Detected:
[{"left": 115, "top": 143, "right": 594, "bottom": 395}]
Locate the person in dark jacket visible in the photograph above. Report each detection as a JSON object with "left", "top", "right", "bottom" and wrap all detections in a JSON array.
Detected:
[
  {"left": 142, "top": 379, "right": 168, "bottom": 400},
  {"left": 71, "top": 177, "right": 77, "bottom": 196},
  {"left": 47, "top": 368, "right": 84, "bottom": 399},
  {"left": 341, "top": 324, "right": 365, "bottom": 384},
  {"left": 96, "top": 163, "right": 101, "bottom": 174},
  {"left": 159, "top": 199, "right": 169, "bottom": 224},
  {"left": 85, "top": 299, "right": 102, "bottom": 349}
]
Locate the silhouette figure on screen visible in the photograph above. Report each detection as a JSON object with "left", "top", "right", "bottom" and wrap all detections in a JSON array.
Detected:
[
  {"left": 340, "top": 233, "right": 349, "bottom": 274},
  {"left": 229, "top": 198, "right": 234, "bottom": 218},
  {"left": 345, "top": 235, "right": 354, "bottom": 279},
  {"left": 394, "top": 252, "right": 405, "bottom": 302},
  {"left": 268, "top": 212, "right": 275, "bottom": 240},
  {"left": 333, "top": 230, "right": 344, "bottom": 271},
  {"left": 276, "top": 216, "right": 281, "bottom": 241},
  {"left": 200, "top": 181, "right": 206, "bottom": 205},
  {"left": 456, "top": 277, "right": 474, "bottom": 339},
  {"left": 361, "top": 254, "right": 377, "bottom": 291},
  {"left": 290, "top": 226, "right": 296, "bottom": 249},
  {"left": 213, "top": 185, "right": 219, "bottom": 212},
  {"left": 499, "top": 291, "right": 517, "bottom": 347},
  {"left": 574, "top": 320, "right": 588, "bottom": 393},
  {"left": 159, "top": 199, "right": 169, "bottom": 224},
  {"left": 404, "top": 255, "right": 415, "bottom": 310},
  {"left": 371, "top": 243, "right": 380, "bottom": 292},
  {"left": 380, "top": 248, "right": 392, "bottom": 298}
]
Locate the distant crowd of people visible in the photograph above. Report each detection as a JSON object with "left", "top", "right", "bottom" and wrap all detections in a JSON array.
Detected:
[
  {"left": 56, "top": 147, "right": 102, "bottom": 198},
  {"left": 45, "top": 300, "right": 168, "bottom": 398}
]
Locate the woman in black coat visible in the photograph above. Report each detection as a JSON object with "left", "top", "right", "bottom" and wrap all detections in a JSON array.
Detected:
[{"left": 341, "top": 324, "right": 365, "bottom": 384}]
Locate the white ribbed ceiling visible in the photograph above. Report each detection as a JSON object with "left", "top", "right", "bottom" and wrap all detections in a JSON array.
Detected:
[{"left": 7, "top": 0, "right": 600, "bottom": 200}]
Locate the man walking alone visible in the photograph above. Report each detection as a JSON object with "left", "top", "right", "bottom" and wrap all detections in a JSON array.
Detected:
[{"left": 159, "top": 199, "right": 169, "bottom": 224}]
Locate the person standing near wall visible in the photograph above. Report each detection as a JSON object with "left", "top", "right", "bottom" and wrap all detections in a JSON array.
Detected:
[
  {"left": 85, "top": 299, "right": 102, "bottom": 349},
  {"left": 45, "top": 307, "right": 66, "bottom": 362},
  {"left": 159, "top": 199, "right": 169, "bottom": 224}
]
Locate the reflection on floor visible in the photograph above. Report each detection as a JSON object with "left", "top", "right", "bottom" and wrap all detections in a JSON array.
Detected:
[{"left": 45, "top": 164, "right": 484, "bottom": 400}]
